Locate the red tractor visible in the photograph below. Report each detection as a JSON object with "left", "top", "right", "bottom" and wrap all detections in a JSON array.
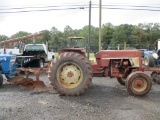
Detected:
[
  {"left": 47, "top": 37, "right": 153, "bottom": 96},
  {"left": 5, "top": 36, "right": 157, "bottom": 96}
]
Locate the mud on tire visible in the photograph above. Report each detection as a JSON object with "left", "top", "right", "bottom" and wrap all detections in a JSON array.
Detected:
[{"left": 48, "top": 52, "right": 93, "bottom": 96}]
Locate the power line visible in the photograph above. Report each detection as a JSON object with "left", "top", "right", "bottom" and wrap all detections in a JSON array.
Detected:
[
  {"left": 0, "top": 7, "right": 86, "bottom": 14},
  {"left": 0, "top": 2, "right": 92, "bottom": 11},
  {"left": 1, "top": 3, "right": 160, "bottom": 14},
  {"left": 101, "top": 7, "right": 160, "bottom": 12},
  {"left": 0, "top": 4, "right": 89, "bottom": 10},
  {"left": 102, "top": 4, "right": 160, "bottom": 9},
  {"left": 0, "top": 3, "right": 160, "bottom": 10}
]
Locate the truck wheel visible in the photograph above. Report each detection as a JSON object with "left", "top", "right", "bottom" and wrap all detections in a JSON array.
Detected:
[
  {"left": 39, "top": 59, "right": 44, "bottom": 68},
  {"left": 48, "top": 52, "right": 93, "bottom": 96},
  {"left": 151, "top": 72, "right": 160, "bottom": 84},
  {"left": 52, "top": 55, "right": 54, "bottom": 59},
  {"left": 0, "top": 74, "right": 3, "bottom": 86},
  {"left": 144, "top": 54, "right": 155, "bottom": 67},
  {"left": 117, "top": 77, "right": 125, "bottom": 86},
  {"left": 125, "top": 71, "right": 152, "bottom": 96}
]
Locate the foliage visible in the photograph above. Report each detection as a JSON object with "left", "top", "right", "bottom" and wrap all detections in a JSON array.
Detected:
[
  {"left": 0, "top": 35, "right": 8, "bottom": 41},
  {"left": 1, "top": 23, "right": 160, "bottom": 51},
  {"left": 102, "top": 23, "right": 114, "bottom": 49},
  {"left": 79, "top": 25, "right": 99, "bottom": 52}
]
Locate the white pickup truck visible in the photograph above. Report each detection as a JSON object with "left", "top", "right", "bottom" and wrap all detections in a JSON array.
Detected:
[{"left": 16, "top": 44, "right": 54, "bottom": 67}]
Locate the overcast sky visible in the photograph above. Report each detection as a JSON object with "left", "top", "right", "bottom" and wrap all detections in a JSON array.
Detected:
[{"left": 1, "top": 0, "right": 160, "bottom": 36}]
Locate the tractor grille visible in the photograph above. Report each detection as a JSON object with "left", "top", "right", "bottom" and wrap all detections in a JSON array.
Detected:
[{"left": 0, "top": 62, "right": 2, "bottom": 71}]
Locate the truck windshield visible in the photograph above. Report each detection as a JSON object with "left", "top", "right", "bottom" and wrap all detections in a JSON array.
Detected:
[{"left": 25, "top": 45, "right": 44, "bottom": 51}]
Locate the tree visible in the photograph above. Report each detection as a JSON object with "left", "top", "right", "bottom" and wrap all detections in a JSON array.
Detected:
[
  {"left": 112, "top": 24, "right": 134, "bottom": 49},
  {"left": 136, "top": 23, "right": 160, "bottom": 49},
  {"left": 40, "top": 30, "right": 51, "bottom": 44},
  {"left": 102, "top": 23, "right": 114, "bottom": 49},
  {"left": 132, "top": 26, "right": 145, "bottom": 44},
  {"left": 0, "top": 35, "right": 8, "bottom": 41},
  {"left": 79, "top": 25, "right": 99, "bottom": 52},
  {"left": 64, "top": 25, "right": 74, "bottom": 36},
  {"left": 12, "top": 31, "right": 30, "bottom": 38},
  {"left": 50, "top": 26, "right": 64, "bottom": 51},
  {"left": 10, "top": 31, "right": 30, "bottom": 48}
]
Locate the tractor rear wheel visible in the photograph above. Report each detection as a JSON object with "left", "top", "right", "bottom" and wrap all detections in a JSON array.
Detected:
[
  {"left": 117, "top": 77, "right": 125, "bottom": 86},
  {"left": 0, "top": 74, "right": 3, "bottom": 86},
  {"left": 125, "top": 71, "right": 152, "bottom": 96},
  {"left": 48, "top": 52, "right": 93, "bottom": 96}
]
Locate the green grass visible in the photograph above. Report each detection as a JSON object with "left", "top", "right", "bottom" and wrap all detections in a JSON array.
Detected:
[
  {"left": 86, "top": 53, "right": 95, "bottom": 58},
  {"left": 54, "top": 52, "right": 59, "bottom": 57}
]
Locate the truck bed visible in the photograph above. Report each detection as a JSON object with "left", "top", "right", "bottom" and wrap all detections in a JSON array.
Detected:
[{"left": 22, "top": 50, "right": 46, "bottom": 56}]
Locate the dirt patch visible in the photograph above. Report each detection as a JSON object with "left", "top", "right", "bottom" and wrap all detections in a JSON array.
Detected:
[{"left": 0, "top": 72, "right": 160, "bottom": 120}]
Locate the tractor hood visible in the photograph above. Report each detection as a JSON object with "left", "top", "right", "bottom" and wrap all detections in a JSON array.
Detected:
[{"left": 0, "top": 54, "right": 16, "bottom": 61}]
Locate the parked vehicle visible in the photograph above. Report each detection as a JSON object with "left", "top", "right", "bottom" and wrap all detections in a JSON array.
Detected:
[
  {"left": 0, "top": 54, "right": 17, "bottom": 86},
  {"left": 144, "top": 39, "right": 160, "bottom": 84},
  {"left": 126, "top": 47, "right": 154, "bottom": 57},
  {"left": 138, "top": 49, "right": 154, "bottom": 57},
  {"left": 16, "top": 44, "right": 54, "bottom": 67},
  {"left": 0, "top": 33, "right": 54, "bottom": 68}
]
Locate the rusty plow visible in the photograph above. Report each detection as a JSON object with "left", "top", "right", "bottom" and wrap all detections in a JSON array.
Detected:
[{"left": 7, "top": 67, "right": 52, "bottom": 92}]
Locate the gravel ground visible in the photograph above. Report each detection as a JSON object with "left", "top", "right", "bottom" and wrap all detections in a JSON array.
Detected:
[{"left": 0, "top": 72, "right": 160, "bottom": 120}]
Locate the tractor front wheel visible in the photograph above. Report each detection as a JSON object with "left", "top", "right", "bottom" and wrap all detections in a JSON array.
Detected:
[
  {"left": 48, "top": 52, "right": 93, "bottom": 96},
  {"left": 125, "top": 71, "right": 152, "bottom": 96},
  {"left": 117, "top": 77, "right": 126, "bottom": 86},
  {"left": 0, "top": 74, "right": 3, "bottom": 86}
]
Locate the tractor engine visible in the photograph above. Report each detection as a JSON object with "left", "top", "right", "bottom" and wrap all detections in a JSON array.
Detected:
[
  {"left": 109, "top": 59, "right": 130, "bottom": 78},
  {"left": 0, "top": 54, "right": 17, "bottom": 77},
  {"left": 93, "top": 50, "right": 142, "bottom": 78}
]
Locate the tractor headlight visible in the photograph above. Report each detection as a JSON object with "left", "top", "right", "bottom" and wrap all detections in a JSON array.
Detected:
[{"left": 10, "top": 56, "right": 16, "bottom": 62}]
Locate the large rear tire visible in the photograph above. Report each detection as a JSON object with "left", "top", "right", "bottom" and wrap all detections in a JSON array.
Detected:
[
  {"left": 144, "top": 54, "right": 155, "bottom": 67},
  {"left": 48, "top": 52, "right": 93, "bottom": 96},
  {"left": 125, "top": 71, "right": 152, "bottom": 96},
  {"left": 0, "top": 74, "right": 3, "bottom": 86}
]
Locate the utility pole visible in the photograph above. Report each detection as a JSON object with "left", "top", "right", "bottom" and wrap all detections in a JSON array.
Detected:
[
  {"left": 99, "top": 0, "right": 102, "bottom": 51},
  {"left": 88, "top": 0, "right": 91, "bottom": 59}
]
